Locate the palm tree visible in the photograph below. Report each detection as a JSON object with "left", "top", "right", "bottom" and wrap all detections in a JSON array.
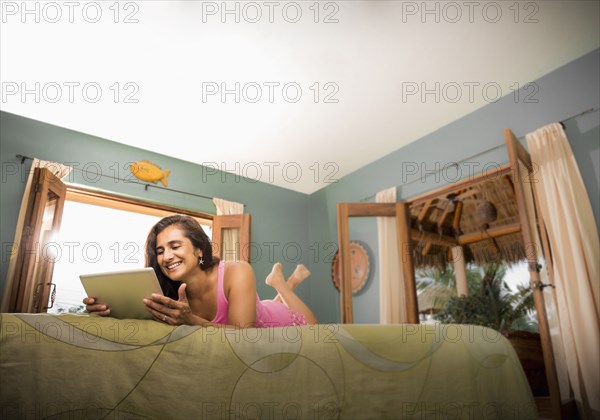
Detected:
[
  {"left": 416, "top": 266, "right": 458, "bottom": 290},
  {"left": 416, "top": 263, "right": 485, "bottom": 314},
  {"left": 435, "top": 262, "right": 537, "bottom": 332}
]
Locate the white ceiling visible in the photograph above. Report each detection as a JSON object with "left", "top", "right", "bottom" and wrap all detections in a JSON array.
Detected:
[{"left": 1, "top": 1, "right": 598, "bottom": 194}]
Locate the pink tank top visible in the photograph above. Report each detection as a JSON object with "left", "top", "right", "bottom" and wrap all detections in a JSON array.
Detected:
[
  {"left": 210, "top": 261, "right": 307, "bottom": 328},
  {"left": 210, "top": 261, "right": 230, "bottom": 325}
]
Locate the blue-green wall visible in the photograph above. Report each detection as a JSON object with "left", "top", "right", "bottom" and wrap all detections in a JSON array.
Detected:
[{"left": 1, "top": 49, "right": 598, "bottom": 324}]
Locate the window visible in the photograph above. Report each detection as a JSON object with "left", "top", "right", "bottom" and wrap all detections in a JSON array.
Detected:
[
  {"left": 48, "top": 191, "right": 212, "bottom": 313},
  {"left": 6, "top": 169, "right": 251, "bottom": 314}
]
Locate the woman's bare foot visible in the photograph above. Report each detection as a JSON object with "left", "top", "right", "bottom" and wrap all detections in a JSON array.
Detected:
[
  {"left": 288, "top": 264, "right": 311, "bottom": 289},
  {"left": 266, "top": 262, "right": 318, "bottom": 324},
  {"left": 266, "top": 263, "right": 286, "bottom": 289}
]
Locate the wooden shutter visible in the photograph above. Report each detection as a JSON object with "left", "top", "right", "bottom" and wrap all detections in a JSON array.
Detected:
[
  {"left": 8, "top": 168, "right": 67, "bottom": 313},
  {"left": 211, "top": 214, "right": 251, "bottom": 262}
]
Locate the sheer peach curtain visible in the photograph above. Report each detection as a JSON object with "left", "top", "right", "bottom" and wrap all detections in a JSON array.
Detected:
[
  {"left": 526, "top": 123, "right": 600, "bottom": 419},
  {"left": 1, "top": 159, "right": 72, "bottom": 312},
  {"left": 376, "top": 187, "right": 406, "bottom": 323},
  {"left": 212, "top": 198, "right": 243, "bottom": 261}
]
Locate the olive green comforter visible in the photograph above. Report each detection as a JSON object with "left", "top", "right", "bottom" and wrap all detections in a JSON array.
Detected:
[{"left": 0, "top": 314, "right": 536, "bottom": 419}]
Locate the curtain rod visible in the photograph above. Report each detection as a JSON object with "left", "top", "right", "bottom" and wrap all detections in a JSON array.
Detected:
[
  {"left": 559, "top": 107, "right": 597, "bottom": 129},
  {"left": 359, "top": 107, "right": 599, "bottom": 203},
  {"left": 15, "top": 154, "right": 246, "bottom": 207}
]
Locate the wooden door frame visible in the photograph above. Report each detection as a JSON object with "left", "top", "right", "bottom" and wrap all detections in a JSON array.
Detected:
[
  {"left": 336, "top": 202, "right": 418, "bottom": 324},
  {"left": 505, "top": 128, "right": 562, "bottom": 420},
  {"left": 334, "top": 168, "right": 512, "bottom": 324}
]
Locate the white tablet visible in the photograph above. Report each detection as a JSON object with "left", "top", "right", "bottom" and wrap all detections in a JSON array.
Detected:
[{"left": 80, "top": 267, "right": 163, "bottom": 320}]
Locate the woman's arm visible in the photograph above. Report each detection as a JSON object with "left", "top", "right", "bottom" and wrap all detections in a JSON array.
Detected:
[{"left": 224, "top": 261, "right": 258, "bottom": 328}]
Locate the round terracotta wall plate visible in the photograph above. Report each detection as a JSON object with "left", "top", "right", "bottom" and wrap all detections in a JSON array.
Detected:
[{"left": 331, "top": 242, "right": 371, "bottom": 295}]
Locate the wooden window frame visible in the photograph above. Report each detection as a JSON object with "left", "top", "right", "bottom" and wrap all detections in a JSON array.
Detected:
[{"left": 66, "top": 186, "right": 214, "bottom": 225}]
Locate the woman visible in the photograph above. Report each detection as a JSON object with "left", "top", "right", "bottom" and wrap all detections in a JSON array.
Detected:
[{"left": 84, "top": 215, "right": 317, "bottom": 327}]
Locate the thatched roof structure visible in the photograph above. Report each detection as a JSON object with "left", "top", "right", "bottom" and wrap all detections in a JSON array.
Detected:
[{"left": 407, "top": 172, "right": 526, "bottom": 269}]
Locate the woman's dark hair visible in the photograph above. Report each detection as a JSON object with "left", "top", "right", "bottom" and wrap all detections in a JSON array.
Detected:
[{"left": 145, "top": 215, "right": 220, "bottom": 299}]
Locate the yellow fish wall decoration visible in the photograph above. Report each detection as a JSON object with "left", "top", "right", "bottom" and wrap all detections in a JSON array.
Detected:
[{"left": 130, "top": 160, "right": 171, "bottom": 187}]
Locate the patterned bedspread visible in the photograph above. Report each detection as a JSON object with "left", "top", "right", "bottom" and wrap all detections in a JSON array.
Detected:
[{"left": 0, "top": 314, "right": 537, "bottom": 419}]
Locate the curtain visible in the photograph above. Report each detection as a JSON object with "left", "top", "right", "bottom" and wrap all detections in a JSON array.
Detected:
[
  {"left": 526, "top": 123, "right": 600, "bottom": 419},
  {"left": 376, "top": 187, "right": 406, "bottom": 323},
  {"left": 212, "top": 198, "right": 244, "bottom": 261},
  {"left": 0, "top": 159, "right": 72, "bottom": 312}
]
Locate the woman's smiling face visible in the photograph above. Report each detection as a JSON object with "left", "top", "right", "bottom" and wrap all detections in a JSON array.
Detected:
[{"left": 156, "top": 225, "right": 202, "bottom": 281}]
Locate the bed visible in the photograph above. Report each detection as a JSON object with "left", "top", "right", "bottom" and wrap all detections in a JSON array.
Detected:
[{"left": 0, "top": 314, "right": 537, "bottom": 419}]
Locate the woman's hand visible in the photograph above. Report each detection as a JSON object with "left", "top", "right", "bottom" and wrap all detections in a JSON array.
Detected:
[
  {"left": 143, "top": 284, "right": 208, "bottom": 326},
  {"left": 83, "top": 297, "right": 111, "bottom": 316}
]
